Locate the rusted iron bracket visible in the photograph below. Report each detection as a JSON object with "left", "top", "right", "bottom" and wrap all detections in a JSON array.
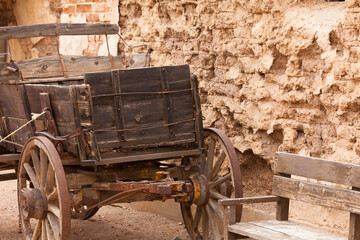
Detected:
[
  {"left": 91, "top": 179, "right": 193, "bottom": 200},
  {"left": 58, "top": 54, "right": 68, "bottom": 78}
]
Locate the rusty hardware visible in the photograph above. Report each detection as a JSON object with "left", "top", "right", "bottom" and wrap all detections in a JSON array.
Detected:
[
  {"left": 91, "top": 180, "right": 193, "bottom": 199},
  {"left": 58, "top": 53, "right": 68, "bottom": 78},
  {"left": 155, "top": 171, "right": 170, "bottom": 182},
  {"left": 95, "top": 118, "right": 195, "bottom": 133},
  {"left": 6, "top": 66, "right": 18, "bottom": 73}
]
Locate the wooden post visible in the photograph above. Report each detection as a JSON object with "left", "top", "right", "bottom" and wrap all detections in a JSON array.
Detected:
[
  {"left": 276, "top": 173, "right": 290, "bottom": 221},
  {"left": 350, "top": 187, "right": 360, "bottom": 240}
]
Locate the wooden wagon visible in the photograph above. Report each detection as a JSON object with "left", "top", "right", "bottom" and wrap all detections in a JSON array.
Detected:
[{"left": 0, "top": 23, "right": 243, "bottom": 240}]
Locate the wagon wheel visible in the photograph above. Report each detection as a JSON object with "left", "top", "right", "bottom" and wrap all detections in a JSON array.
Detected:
[
  {"left": 181, "top": 128, "right": 243, "bottom": 240},
  {"left": 18, "top": 136, "right": 71, "bottom": 240}
]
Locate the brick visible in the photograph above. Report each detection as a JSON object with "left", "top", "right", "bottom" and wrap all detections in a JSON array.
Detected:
[
  {"left": 77, "top": 4, "right": 92, "bottom": 12},
  {"left": 86, "top": 13, "right": 100, "bottom": 22},
  {"left": 62, "top": 5, "right": 76, "bottom": 14}
]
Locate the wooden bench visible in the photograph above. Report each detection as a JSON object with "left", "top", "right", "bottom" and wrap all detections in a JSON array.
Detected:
[{"left": 220, "top": 152, "right": 360, "bottom": 240}]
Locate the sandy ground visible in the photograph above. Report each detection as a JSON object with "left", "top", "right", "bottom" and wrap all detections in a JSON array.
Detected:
[{"left": 0, "top": 177, "right": 190, "bottom": 240}]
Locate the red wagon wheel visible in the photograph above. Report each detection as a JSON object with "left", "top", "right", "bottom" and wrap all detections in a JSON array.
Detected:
[
  {"left": 181, "top": 128, "right": 243, "bottom": 240},
  {"left": 18, "top": 136, "right": 71, "bottom": 240}
]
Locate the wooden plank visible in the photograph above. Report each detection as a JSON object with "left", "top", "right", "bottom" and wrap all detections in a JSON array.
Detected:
[
  {"left": 0, "top": 154, "right": 20, "bottom": 163},
  {"left": 275, "top": 152, "right": 360, "bottom": 188},
  {"left": 229, "top": 220, "right": 346, "bottom": 240},
  {"left": 16, "top": 53, "right": 148, "bottom": 80},
  {"left": 220, "top": 196, "right": 281, "bottom": 206},
  {"left": 231, "top": 220, "right": 346, "bottom": 240},
  {"left": 0, "top": 172, "right": 17, "bottom": 181},
  {"left": 273, "top": 175, "right": 360, "bottom": 214},
  {"left": 17, "top": 55, "right": 122, "bottom": 79},
  {"left": 0, "top": 23, "right": 119, "bottom": 40},
  {"left": 81, "top": 148, "right": 202, "bottom": 166}
]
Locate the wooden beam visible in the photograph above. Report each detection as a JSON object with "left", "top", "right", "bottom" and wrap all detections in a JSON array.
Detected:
[
  {"left": 273, "top": 175, "right": 360, "bottom": 214},
  {"left": 275, "top": 152, "right": 360, "bottom": 188},
  {"left": 219, "top": 196, "right": 281, "bottom": 206},
  {"left": 81, "top": 149, "right": 203, "bottom": 166},
  {"left": 0, "top": 23, "right": 119, "bottom": 39},
  {"left": 0, "top": 172, "right": 17, "bottom": 181},
  {"left": 0, "top": 154, "right": 20, "bottom": 163},
  {"left": 15, "top": 53, "right": 148, "bottom": 80}
]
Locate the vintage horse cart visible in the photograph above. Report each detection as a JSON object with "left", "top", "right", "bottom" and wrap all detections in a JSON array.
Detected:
[{"left": 0, "top": 23, "right": 243, "bottom": 240}]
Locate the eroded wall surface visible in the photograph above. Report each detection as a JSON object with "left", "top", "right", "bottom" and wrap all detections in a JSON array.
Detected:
[{"left": 119, "top": 0, "right": 360, "bottom": 234}]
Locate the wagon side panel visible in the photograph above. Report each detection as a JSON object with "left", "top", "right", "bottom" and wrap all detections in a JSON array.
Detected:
[{"left": 85, "top": 65, "right": 198, "bottom": 155}]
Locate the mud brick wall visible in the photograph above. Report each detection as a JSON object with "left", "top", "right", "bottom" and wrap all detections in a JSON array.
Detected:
[{"left": 118, "top": 0, "right": 360, "bottom": 234}]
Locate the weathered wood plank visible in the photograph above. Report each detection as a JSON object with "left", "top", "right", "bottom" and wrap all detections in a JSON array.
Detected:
[
  {"left": 275, "top": 152, "right": 360, "bottom": 188},
  {"left": 0, "top": 23, "right": 119, "bottom": 40},
  {"left": 17, "top": 55, "right": 122, "bottom": 79},
  {"left": 273, "top": 175, "right": 360, "bottom": 214},
  {"left": 15, "top": 53, "right": 148, "bottom": 80},
  {"left": 219, "top": 196, "right": 281, "bottom": 206},
  {"left": 0, "top": 172, "right": 17, "bottom": 181},
  {"left": 81, "top": 148, "right": 202, "bottom": 166},
  {"left": 0, "top": 154, "right": 20, "bottom": 163},
  {"left": 229, "top": 220, "right": 346, "bottom": 240}
]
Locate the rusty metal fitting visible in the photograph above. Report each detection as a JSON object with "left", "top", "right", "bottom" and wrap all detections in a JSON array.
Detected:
[{"left": 155, "top": 171, "right": 170, "bottom": 182}]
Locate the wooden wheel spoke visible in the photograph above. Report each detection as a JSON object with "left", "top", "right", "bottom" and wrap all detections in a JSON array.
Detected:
[
  {"left": 41, "top": 220, "right": 47, "bottom": 240},
  {"left": 209, "top": 173, "right": 231, "bottom": 188},
  {"left": 205, "top": 138, "right": 216, "bottom": 177},
  {"left": 192, "top": 206, "right": 201, "bottom": 230},
  {"left": 201, "top": 206, "right": 209, "bottom": 240},
  {"left": 23, "top": 163, "right": 40, "bottom": 188},
  {"left": 48, "top": 203, "right": 60, "bottom": 218},
  {"left": 209, "top": 199, "right": 224, "bottom": 222},
  {"left": 47, "top": 212, "right": 60, "bottom": 238},
  {"left": 205, "top": 205, "right": 221, "bottom": 240},
  {"left": 47, "top": 188, "right": 58, "bottom": 203},
  {"left": 31, "top": 220, "right": 42, "bottom": 240},
  {"left": 211, "top": 151, "right": 226, "bottom": 179},
  {"left": 45, "top": 163, "right": 55, "bottom": 193},
  {"left": 30, "top": 148, "right": 40, "bottom": 178},
  {"left": 210, "top": 190, "right": 228, "bottom": 200},
  {"left": 40, "top": 149, "right": 48, "bottom": 188}
]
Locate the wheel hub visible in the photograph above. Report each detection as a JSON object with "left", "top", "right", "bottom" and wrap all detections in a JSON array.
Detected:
[
  {"left": 20, "top": 188, "right": 48, "bottom": 220},
  {"left": 190, "top": 175, "right": 210, "bottom": 206}
]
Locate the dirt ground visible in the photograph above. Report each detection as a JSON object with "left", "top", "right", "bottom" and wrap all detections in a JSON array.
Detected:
[{"left": 0, "top": 178, "right": 190, "bottom": 240}]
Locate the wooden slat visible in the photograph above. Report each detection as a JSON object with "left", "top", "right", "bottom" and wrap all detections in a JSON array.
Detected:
[
  {"left": 0, "top": 23, "right": 119, "bottom": 40},
  {"left": 0, "top": 154, "right": 20, "bottom": 163},
  {"left": 15, "top": 53, "right": 148, "bottom": 80},
  {"left": 275, "top": 152, "right": 360, "bottom": 188},
  {"left": 273, "top": 175, "right": 360, "bottom": 214},
  {"left": 219, "top": 196, "right": 281, "bottom": 206},
  {"left": 17, "top": 55, "right": 123, "bottom": 79},
  {"left": 0, "top": 172, "right": 17, "bottom": 181},
  {"left": 81, "top": 148, "right": 202, "bottom": 166},
  {"left": 228, "top": 220, "right": 346, "bottom": 240}
]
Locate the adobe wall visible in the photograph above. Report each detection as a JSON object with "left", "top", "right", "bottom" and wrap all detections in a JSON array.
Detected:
[{"left": 118, "top": 0, "right": 360, "bottom": 235}]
